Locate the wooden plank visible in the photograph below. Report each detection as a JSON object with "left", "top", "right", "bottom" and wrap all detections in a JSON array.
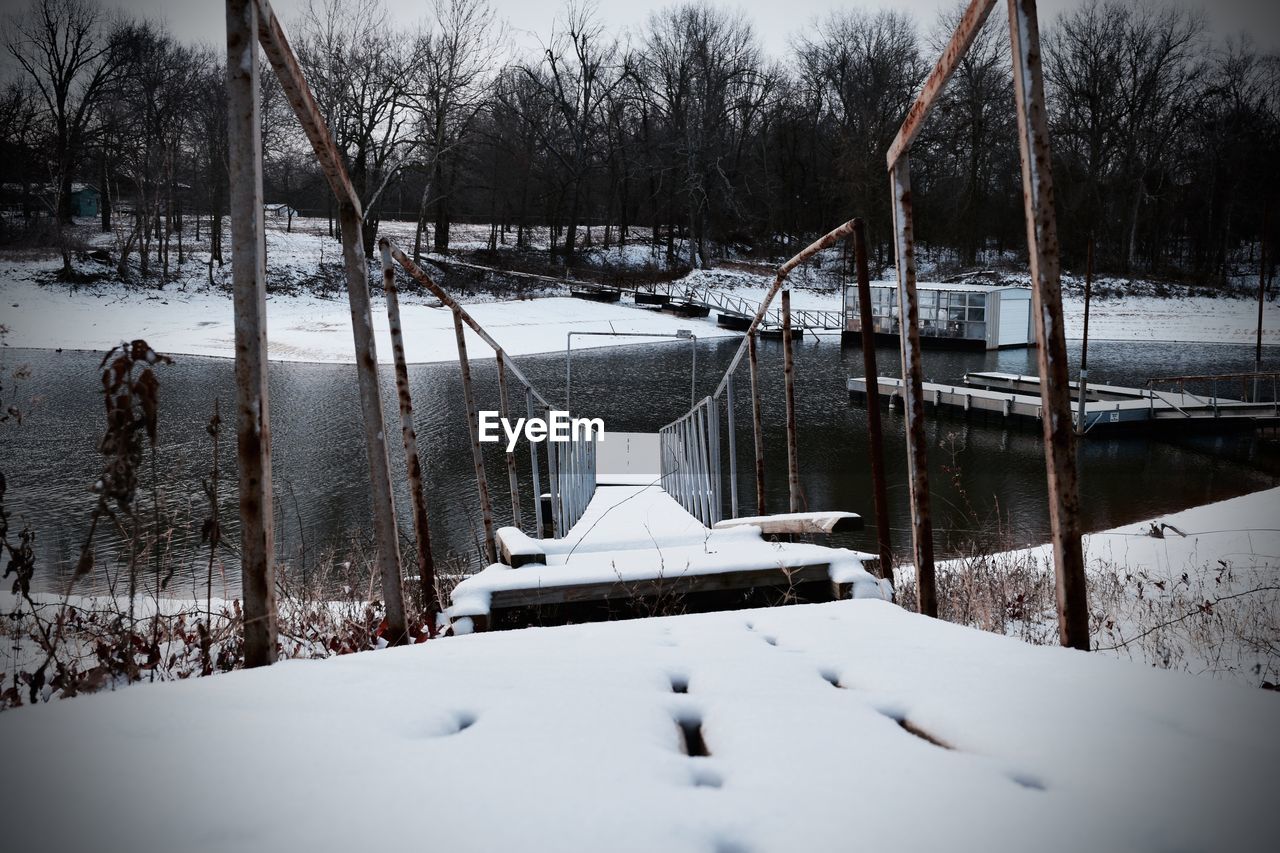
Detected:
[
  {"left": 714, "top": 512, "right": 863, "bottom": 535},
  {"left": 497, "top": 527, "right": 546, "bottom": 568}
]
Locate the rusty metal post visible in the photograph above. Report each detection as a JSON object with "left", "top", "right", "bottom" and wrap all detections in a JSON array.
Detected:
[
  {"left": 337, "top": 203, "right": 407, "bottom": 645},
  {"left": 496, "top": 351, "right": 522, "bottom": 529},
  {"left": 1076, "top": 236, "right": 1094, "bottom": 434},
  {"left": 1008, "top": 0, "right": 1089, "bottom": 650},
  {"left": 747, "top": 330, "right": 766, "bottom": 516},
  {"left": 853, "top": 220, "right": 893, "bottom": 581},
  {"left": 1256, "top": 207, "right": 1268, "bottom": 402},
  {"left": 889, "top": 157, "right": 937, "bottom": 616},
  {"left": 378, "top": 239, "right": 437, "bottom": 620},
  {"left": 782, "top": 290, "right": 801, "bottom": 512},
  {"left": 526, "top": 389, "right": 545, "bottom": 536},
  {"left": 453, "top": 308, "right": 496, "bottom": 562},
  {"left": 726, "top": 376, "right": 739, "bottom": 518},
  {"left": 226, "top": 0, "right": 276, "bottom": 666}
]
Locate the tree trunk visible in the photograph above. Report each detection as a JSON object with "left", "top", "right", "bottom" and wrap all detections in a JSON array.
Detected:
[{"left": 100, "top": 156, "right": 112, "bottom": 232}]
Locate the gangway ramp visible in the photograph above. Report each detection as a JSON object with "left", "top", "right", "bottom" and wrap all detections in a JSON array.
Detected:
[{"left": 447, "top": 482, "right": 886, "bottom": 632}]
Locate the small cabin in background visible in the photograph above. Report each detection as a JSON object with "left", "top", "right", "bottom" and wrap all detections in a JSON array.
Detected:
[
  {"left": 69, "top": 184, "right": 100, "bottom": 218},
  {"left": 264, "top": 203, "right": 298, "bottom": 219},
  {"left": 842, "top": 280, "right": 1034, "bottom": 351}
]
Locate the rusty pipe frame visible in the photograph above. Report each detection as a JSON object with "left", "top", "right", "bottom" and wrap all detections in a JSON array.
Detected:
[
  {"left": 781, "top": 290, "right": 801, "bottom": 513},
  {"left": 711, "top": 219, "right": 858, "bottom": 400},
  {"left": 452, "top": 307, "right": 497, "bottom": 564},
  {"left": 885, "top": 0, "right": 999, "bottom": 170},
  {"left": 1007, "top": 0, "right": 1089, "bottom": 650},
  {"left": 496, "top": 352, "right": 522, "bottom": 531},
  {"left": 889, "top": 158, "right": 937, "bottom": 617},
  {"left": 383, "top": 239, "right": 552, "bottom": 410},
  {"left": 226, "top": 0, "right": 277, "bottom": 666},
  {"left": 852, "top": 221, "right": 894, "bottom": 582},
  {"left": 379, "top": 242, "right": 438, "bottom": 621},
  {"left": 338, "top": 204, "right": 408, "bottom": 644},
  {"left": 747, "top": 330, "right": 766, "bottom": 516},
  {"left": 245, "top": 0, "right": 408, "bottom": 642},
  {"left": 253, "top": 0, "right": 361, "bottom": 214}
]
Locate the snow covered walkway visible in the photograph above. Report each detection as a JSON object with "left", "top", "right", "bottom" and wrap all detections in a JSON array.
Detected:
[
  {"left": 0, "top": 599, "right": 1274, "bottom": 852},
  {"left": 447, "top": 483, "right": 888, "bottom": 629}
]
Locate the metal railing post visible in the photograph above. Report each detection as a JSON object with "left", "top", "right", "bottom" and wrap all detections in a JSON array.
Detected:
[
  {"left": 526, "top": 389, "right": 544, "bottom": 537},
  {"left": 852, "top": 221, "right": 894, "bottom": 580},
  {"left": 1009, "top": 0, "right": 1089, "bottom": 650},
  {"left": 453, "top": 308, "right": 496, "bottom": 564},
  {"left": 496, "top": 352, "right": 522, "bottom": 530},
  {"left": 748, "top": 331, "right": 766, "bottom": 516},
  {"left": 379, "top": 240, "right": 437, "bottom": 619},
  {"left": 726, "top": 377, "right": 739, "bottom": 518},
  {"left": 889, "top": 157, "right": 937, "bottom": 617}
]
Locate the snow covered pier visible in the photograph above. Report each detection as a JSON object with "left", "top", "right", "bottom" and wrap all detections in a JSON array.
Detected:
[
  {"left": 849, "top": 371, "right": 1280, "bottom": 434},
  {"left": 447, "top": 480, "right": 887, "bottom": 633}
]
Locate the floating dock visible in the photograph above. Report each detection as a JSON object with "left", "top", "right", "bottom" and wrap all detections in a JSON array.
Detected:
[{"left": 848, "top": 371, "right": 1280, "bottom": 434}]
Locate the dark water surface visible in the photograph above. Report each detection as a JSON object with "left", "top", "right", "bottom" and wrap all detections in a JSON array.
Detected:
[{"left": 2, "top": 336, "right": 1277, "bottom": 595}]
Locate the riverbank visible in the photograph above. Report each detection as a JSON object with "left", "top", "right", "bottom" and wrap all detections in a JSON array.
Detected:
[
  {"left": 2, "top": 279, "right": 742, "bottom": 363},
  {"left": 2, "top": 220, "right": 1275, "bottom": 361},
  {"left": 921, "top": 484, "right": 1280, "bottom": 685},
  {"left": 691, "top": 271, "right": 1278, "bottom": 346}
]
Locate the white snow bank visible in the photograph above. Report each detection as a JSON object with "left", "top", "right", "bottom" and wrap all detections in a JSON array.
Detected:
[
  {"left": 932, "top": 485, "right": 1280, "bottom": 682},
  {"left": 0, "top": 279, "right": 736, "bottom": 363},
  {"left": 0, "top": 599, "right": 1274, "bottom": 852}
]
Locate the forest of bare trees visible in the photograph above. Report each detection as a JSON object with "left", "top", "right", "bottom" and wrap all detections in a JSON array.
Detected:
[{"left": 2, "top": 0, "right": 1277, "bottom": 283}]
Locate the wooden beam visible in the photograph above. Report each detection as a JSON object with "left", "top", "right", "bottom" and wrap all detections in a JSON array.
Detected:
[{"left": 713, "top": 512, "right": 863, "bottom": 535}]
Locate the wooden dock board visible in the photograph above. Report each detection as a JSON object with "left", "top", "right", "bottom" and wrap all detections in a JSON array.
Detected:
[{"left": 848, "top": 374, "right": 1280, "bottom": 433}]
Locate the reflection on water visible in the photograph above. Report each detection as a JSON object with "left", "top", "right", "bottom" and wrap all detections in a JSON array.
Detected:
[{"left": 1, "top": 335, "right": 1276, "bottom": 595}]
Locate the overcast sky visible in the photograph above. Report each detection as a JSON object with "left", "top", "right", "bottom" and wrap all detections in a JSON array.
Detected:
[{"left": 90, "top": 0, "right": 1280, "bottom": 57}]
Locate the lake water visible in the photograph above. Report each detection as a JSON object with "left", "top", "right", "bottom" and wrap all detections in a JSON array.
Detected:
[{"left": 2, "top": 335, "right": 1276, "bottom": 596}]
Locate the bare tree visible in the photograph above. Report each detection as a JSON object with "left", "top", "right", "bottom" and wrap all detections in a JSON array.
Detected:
[
  {"left": 520, "top": 1, "right": 623, "bottom": 261},
  {"left": 296, "top": 0, "right": 414, "bottom": 257},
  {"left": 794, "top": 8, "right": 923, "bottom": 267},
  {"left": 401, "top": 0, "right": 503, "bottom": 260},
  {"left": 6, "top": 0, "right": 123, "bottom": 273}
]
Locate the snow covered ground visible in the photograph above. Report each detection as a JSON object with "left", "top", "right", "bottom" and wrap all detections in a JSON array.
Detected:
[
  {"left": 691, "top": 272, "right": 1279, "bottom": 345},
  {"left": 0, "top": 596, "right": 1274, "bottom": 853},
  {"left": 0, "top": 278, "right": 737, "bottom": 363},
  {"left": 928, "top": 485, "right": 1280, "bottom": 684},
  {"left": 1, "top": 219, "right": 1274, "bottom": 364}
]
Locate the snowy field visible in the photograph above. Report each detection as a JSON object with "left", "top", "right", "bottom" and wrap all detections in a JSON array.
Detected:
[
  {"left": 0, "top": 278, "right": 738, "bottom": 363},
  {"left": 0, "top": 597, "right": 1274, "bottom": 853},
  {"left": 1, "top": 219, "right": 1275, "bottom": 364}
]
